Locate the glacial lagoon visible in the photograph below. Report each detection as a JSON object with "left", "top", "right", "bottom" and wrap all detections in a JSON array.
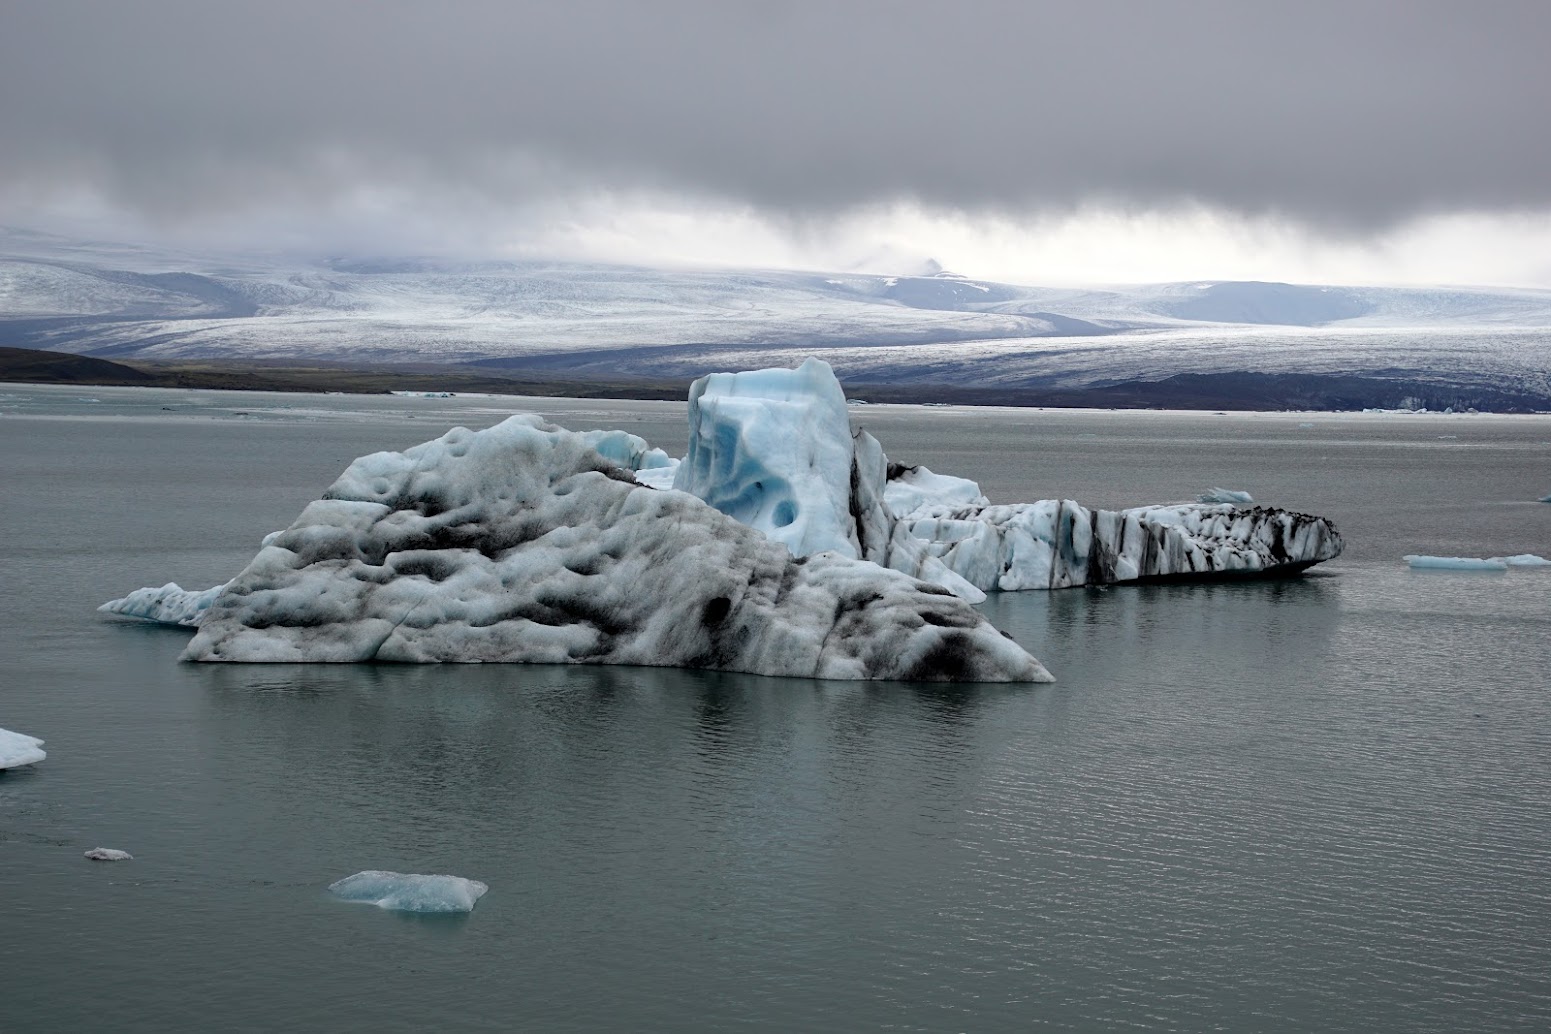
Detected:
[{"left": 2, "top": 384, "right": 1549, "bottom": 1031}]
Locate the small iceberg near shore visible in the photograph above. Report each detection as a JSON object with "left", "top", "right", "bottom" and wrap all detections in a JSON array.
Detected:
[
  {"left": 0, "top": 727, "right": 46, "bottom": 770},
  {"left": 328, "top": 870, "right": 489, "bottom": 913},
  {"left": 84, "top": 848, "right": 133, "bottom": 861}
]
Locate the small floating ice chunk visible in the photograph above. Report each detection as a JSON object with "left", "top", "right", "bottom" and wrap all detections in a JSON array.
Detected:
[
  {"left": 1498, "top": 553, "right": 1551, "bottom": 567},
  {"left": 328, "top": 870, "right": 488, "bottom": 913},
  {"left": 1198, "top": 488, "right": 1254, "bottom": 505},
  {"left": 84, "top": 848, "right": 133, "bottom": 861},
  {"left": 99, "top": 582, "right": 223, "bottom": 627},
  {"left": 1539, "top": 494, "right": 1551, "bottom": 503},
  {"left": 0, "top": 727, "right": 46, "bottom": 769},
  {"left": 1405, "top": 555, "right": 1508, "bottom": 571}
]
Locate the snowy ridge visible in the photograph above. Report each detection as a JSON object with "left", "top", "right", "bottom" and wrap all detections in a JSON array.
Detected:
[{"left": 5, "top": 230, "right": 1551, "bottom": 405}]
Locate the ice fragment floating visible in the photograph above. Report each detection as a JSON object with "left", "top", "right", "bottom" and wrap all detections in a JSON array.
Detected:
[
  {"left": 84, "top": 848, "right": 133, "bottom": 861},
  {"left": 328, "top": 870, "right": 489, "bottom": 913},
  {"left": 1198, "top": 487, "right": 1254, "bottom": 505},
  {"left": 0, "top": 727, "right": 46, "bottom": 770}
]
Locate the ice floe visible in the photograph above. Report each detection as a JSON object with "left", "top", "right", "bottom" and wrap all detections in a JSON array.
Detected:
[
  {"left": 1405, "top": 555, "right": 1508, "bottom": 571},
  {"left": 1405, "top": 553, "right": 1550, "bottom": 570},
  {"left": 1198, "top": 487, "right": 1255, "bottom": 505},
  {"left": 99, "top": 581, "right": 222, "bottom": 627},
  {"left": 0, "top": 727, "right": 46, "bottom": 770},
  {"left": 175, "top": 414, "right": 1048, "bottom": 680},
  {"left": 328, "top": 870, "right": 488, "bottom": 913},
  {"left": 84, "top": 848, "right": 133, "bottom": 861}
]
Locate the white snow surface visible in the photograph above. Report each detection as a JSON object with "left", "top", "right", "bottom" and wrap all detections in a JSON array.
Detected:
[
  {"left": 328, "top": 871, "right": 489, "bottom": 913},
  {"left": 84, "top": 848, "right": 133, "bottom": 861},
  {"left": 883, "top": 464, "right": 990, "bottom": 514},
  {"left": 673, "top": 359, "right": 985, "bottom": 602},
  {"left": 178, "top": 413, "right": 1050, "bottom": 681},
  {"left": 1198, "top": 487, "right": 1255, "bottom": 505},
  {"left": 99, "top": 581, "right": 222, "bottom": 627},
  {"left": 0, "top": 727, "right": 46, "bottom": 770}
]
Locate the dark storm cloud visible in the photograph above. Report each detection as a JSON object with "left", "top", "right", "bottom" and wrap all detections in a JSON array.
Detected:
[{"left": 2, "top": 0, "right": 1548, "bottom": 227}]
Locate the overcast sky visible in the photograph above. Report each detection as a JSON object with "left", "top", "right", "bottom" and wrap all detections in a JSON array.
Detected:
[{"left": 3, "top": 0, "right": 1549, "bottom": 284}]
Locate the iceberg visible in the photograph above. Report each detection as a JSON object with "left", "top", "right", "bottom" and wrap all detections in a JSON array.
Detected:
[
  {"left": 1405, "top": 553, "right": 1549, "bottom": 570},
  {"left": 673, "top": 358, "right": 984, "bottom": 602},
  {"left": 99, "top": 581, "right": 222, "bottom": 627},
  {"left": 0, "top": 727, "right": 46, "bottom": 770},
  {"left": 1198, "top": 487, "right": 1255, "bottom": 505},
  {"left": 328, "top": 870, "right": 488, "bottom": 913},
  {"left": 1405, "top": 555, "right": 1508, "bottom": 571},
  {"left": 176, "top": 414, "right": 1050, "bottom": 681},
  {"left": 84, "top": 848, "right": 133, "bottom": 861}
]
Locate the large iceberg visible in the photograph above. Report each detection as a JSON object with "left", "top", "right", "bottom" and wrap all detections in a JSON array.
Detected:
[
  {"left": 673, "top": 359, "right": 984, "bottom": 602},
  {"left": 102, "top": 357, "right": 1348, "bottom": 681},
  {"left": 328, "top": 871, "right": 488, "bottom": 913},
  {"left": 176, "top": 415, "right": 1050, "bottom": 681},
  {"left": 0, "top": 727, "right": 46, "bottom": 770}
]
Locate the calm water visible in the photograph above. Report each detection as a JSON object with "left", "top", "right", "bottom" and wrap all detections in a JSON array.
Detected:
[{"left": 2, "top": 384, "right": 1549, "bottom": 1032}]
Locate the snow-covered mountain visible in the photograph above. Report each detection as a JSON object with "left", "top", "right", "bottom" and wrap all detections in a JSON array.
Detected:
[{"left": 3, "top": 227, "right": 1550, "bottom": 406}]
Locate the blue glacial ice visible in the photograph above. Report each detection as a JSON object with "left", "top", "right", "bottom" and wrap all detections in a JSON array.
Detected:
[
  {"left": 0, "top": 727, "right": 46, "bottom": 770},
  {"left": 328, "top": 871, "right": 489, "bottom": 913},
  {"left": 1405, "top": 555, "right": 1508, "bottom": 571},
  {"left": 673, "top": 358, "right": 984, "bottom": 602}
]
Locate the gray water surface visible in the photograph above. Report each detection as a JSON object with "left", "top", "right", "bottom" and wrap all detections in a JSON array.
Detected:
[{"left": 2, "top": 385, "right": 1549, "bottom": 1032}]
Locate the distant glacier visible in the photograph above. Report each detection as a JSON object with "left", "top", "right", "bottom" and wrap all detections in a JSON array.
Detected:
[{"left": 4, "top": 227, "right": 1550, "bottom": 410}]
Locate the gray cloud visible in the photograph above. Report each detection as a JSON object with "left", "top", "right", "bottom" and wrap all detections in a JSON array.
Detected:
[{"left": 3, "top": 0, "right": 1549, "bottom": 232}]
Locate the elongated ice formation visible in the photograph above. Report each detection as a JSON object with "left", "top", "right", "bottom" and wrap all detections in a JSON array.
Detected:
[
  {"left": 0, "top": 727, "right": 46, "bottom": 770},
  {"left": 1405, "top": 554, "right": 1549, "bottom": 570},
  {"left": 177, "top": 415, "right": 1050, "bottom": 681},
  {"left": 897, "top": 497, "right": 1343, "bottom": 591},
  {"left": 1405, "top": 555, "right": 1508, "bottom": 571},
  {"left": 1198, "top": 487, "right": 1254, "bottom": 504},
  {"left": 328, "top": 871, "right": 488, "bottom": 913}
]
